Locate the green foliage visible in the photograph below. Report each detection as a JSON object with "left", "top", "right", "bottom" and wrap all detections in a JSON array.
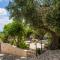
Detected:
[
  {"left": 9, "top": 39, "right": 16, "bottom": 45},
  {"left": 46, "top": 0, "right": 60, "bottom": 35},
  {"left": 4, "top": 21, "right": 24, "bottom": 37},
  {"left": 2, "top": 35, "right": 9, "bottom": 43},
  {"left": 17, "top": 40, "right": 28, "bottom": 49},
  {"left": 44, "top": 32, "right": 52, "bottom": 47},
  {"left": 3, "top": 20, "right": 33, "bottom": 49},
  {"left": 6, "top": 0, "right": 60, "bottom": 33},
  {"left": 0, "top": 32, "right": 9, "bottom": 43},
  {"left": 25, "top": 27, "right": 34, "bottom": 38},
  {"left": 6, "top": 0, "right": 43, "bottom": 27}
]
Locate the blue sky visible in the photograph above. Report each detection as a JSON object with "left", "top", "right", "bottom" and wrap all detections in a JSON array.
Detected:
[{"left": 0, "top": 0, "right": 12, "bottom": 31}]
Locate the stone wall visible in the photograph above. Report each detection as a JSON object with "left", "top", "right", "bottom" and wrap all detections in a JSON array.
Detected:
[
  {"left": 1, "top": 43, "right": 60, "bottom": 60},
  {"left": 0, "top": 43, "right": 33, "bottom": 57}
]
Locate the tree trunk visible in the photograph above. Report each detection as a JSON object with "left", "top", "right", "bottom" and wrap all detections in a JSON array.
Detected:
[
  {"left": 42, "top": 26, "right": 59, "bottom": 49},
  {"left": 49, "top": 31, "right": 59, "bottom": 50}
]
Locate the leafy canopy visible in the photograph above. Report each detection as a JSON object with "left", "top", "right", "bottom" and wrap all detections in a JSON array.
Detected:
[{"left": 4, "top": 21, "right": 24, "bottom": 37}]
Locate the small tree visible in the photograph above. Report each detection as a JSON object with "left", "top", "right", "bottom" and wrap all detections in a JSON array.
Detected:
[{"left": 3, "top": 20, "right": 33, "bottom": 49}]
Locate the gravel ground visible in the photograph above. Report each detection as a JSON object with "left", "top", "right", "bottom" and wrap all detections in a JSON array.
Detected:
[{"left": 0, "top": 50, "right": 60, "bottom": 60}]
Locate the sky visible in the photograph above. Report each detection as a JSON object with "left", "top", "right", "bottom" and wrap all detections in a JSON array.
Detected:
[{"left": 0, "top": 0, "right": 12, "bottom": 31}]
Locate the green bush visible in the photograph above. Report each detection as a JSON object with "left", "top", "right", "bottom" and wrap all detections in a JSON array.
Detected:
[{"left": 17, "top": 40, "right": 29, "bottom": 49}]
